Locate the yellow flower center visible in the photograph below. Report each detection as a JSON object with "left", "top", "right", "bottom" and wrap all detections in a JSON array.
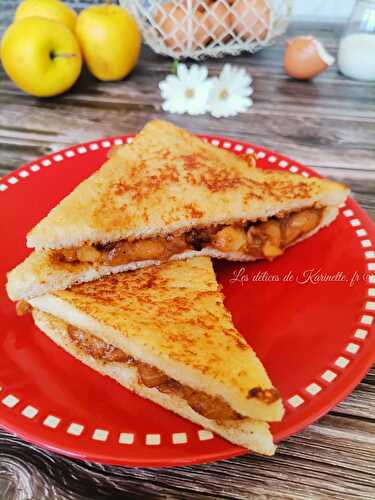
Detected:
[
  {"left": 219, "top": 89, "right": 229, "bottom": 100},
  {"left": 185, "top": 88, "right": 194, "bottom": 98}
]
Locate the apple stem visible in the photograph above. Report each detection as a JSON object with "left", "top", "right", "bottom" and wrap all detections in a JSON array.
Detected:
[{"left": 50, "top": 51, "right": 78, "bottom": 60}]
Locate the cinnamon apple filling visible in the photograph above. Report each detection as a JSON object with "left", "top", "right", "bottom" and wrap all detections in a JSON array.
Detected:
[
  {"left": 15, "top": 307, "right": 280, "bottom": 420},
  {"left": 66, "top": 324, "right": 245, "bottom": 422},
  {"left": 53, "top": 207, "right": 324, "bottom": 265}
]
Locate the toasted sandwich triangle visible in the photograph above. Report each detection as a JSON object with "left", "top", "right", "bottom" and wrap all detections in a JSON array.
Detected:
[
  {"left": 27, "top": 120, "right": 348, "bottom": 250},
  {"left": 33, "top": 308, "right": 277, "bottom": 455},
  {"left": 8, "top": 121, "right": 349, "bottom": 300},
  {"left": 29, "top": 257, "right": 284, "bottom": 429}
]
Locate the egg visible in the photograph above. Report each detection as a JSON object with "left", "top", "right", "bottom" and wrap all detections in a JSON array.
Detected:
[
  {"left": 204, "top": 1, "right": 233, "bottom": 42},
  {"left": 232, "top": 0, "right": 270, "bottom": 42},
  {"left": 154, "top": 2, "right": 209, "bottom": 51},
  {"left": 182, "top": 0, "right": 213, "bottom": 13},
  {"left": 284, "top": 36, "right": 335, "bottom": 80}
]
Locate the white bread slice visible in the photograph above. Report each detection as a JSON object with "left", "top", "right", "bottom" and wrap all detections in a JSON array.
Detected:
[
  {"left": 33, "top": 309, "right": 276, "bottom": 455},
  {"left": 7, "top": 206, "right": 339, "bottom": 301},
  {"left": 27, "top": 120, "right": 349, "bottom": 250}
]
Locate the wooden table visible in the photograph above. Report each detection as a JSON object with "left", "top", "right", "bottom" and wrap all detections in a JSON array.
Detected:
[{"left": 1, "top": 12, "right": 375, "bottom": 499}]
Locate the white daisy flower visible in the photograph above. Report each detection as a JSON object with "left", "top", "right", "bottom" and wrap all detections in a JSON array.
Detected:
[
  {"left": 208, "top": 64, "right": 253, "bottom": 118},
  {"left": 159, "top": 63, "right": 213, "bottom": 116}
]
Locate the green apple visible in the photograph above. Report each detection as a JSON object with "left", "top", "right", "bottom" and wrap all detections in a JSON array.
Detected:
[
  {"left": 76, "top": 4, "right": 141, "bottom": 81},
  {"left": 15, "top": 0, "right": 77, "bottom": 32},
  {"left": 1, "top": 17, "right": 82, "bottom": 97}
]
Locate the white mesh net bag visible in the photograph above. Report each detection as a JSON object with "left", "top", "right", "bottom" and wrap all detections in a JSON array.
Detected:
[{"left": 119, "top": 0, "right": 293, "bottom": 60}]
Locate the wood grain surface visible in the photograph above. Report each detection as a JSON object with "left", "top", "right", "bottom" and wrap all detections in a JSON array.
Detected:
[{"left": 1, "top": 3, "right": 375, "bottom": 499}]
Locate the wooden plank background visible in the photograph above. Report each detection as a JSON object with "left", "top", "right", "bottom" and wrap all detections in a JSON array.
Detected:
[{"left": 0, "top": 2, "right": 375, "bottom": 499}]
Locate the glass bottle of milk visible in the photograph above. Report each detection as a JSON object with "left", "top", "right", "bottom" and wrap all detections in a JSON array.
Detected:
[{"left": 338, "top": 0, "right": 375, "bottom": 81}]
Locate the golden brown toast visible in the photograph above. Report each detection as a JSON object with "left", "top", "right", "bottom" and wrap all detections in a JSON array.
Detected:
[
  {"left": 29, "top": 257, "right": 284, "bottom": 423},
  {"left": 33, "top": 309, "right": 277, "bottom": 455},
  {"left": 7, "top": 121, "right": 349, "bottom": 300},
  {"left": 27, "top": 120, "right": 348, "bottom": 250}
]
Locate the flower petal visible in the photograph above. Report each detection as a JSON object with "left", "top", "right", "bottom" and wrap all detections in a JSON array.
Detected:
[
  {"left": 163, "top": 95, "right": 189, "bottom": 114},
  {"left": 177, "top": 63, "right": 189, "bottom": 81}
]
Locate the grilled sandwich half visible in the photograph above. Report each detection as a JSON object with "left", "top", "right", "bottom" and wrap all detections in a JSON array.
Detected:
[
  {"left": 7, "top": 120, "right": 349, "bottom": 300},
  {"left": 26, "top": 257, "right": 283, "bottom": 455}
]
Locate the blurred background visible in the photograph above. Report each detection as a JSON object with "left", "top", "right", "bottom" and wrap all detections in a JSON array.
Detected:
[
  {"left": 293, "top": 1, "right": 355, "bottom": 22},
  {"left": 0, "top": 0, "right": 358, "bottom": 24}
]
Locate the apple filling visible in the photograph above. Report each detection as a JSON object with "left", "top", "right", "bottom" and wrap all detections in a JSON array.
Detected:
[
  {"left": 65, "top": 324, "right": 279, "bottom": 422},
  {"left": 53, "top": 207, "right": 324, "bottom": 266},
  {"left": 66, "top": 324, "right": 243, "bottom": 421},
  {"left": 14, "top": 306, "right": 281, "bottom": 420}
]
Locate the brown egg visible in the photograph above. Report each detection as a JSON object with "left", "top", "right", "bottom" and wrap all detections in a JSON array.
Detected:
[
  {"left": 284, "top": 36, "right": 335, "bottom": 80},
  {"left": 154, "top": 2, "right": 209, "bottom": 51},
  {"left": 232, "top": 0, "right": 270, "bottom": 41},
  {"left": 182, "top": 0, "right": 214, "bottom": 13},
  {"left": 204, "top": 1, "right": 234, "bottom": 42}
]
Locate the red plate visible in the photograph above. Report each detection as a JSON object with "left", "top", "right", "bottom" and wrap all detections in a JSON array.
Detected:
[{"left": 0, "top": 134, "right": 374, "bottom": 467}]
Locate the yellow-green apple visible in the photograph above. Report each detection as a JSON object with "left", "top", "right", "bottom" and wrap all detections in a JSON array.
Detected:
[
  {"left": 15, "top": 0, "right": 77, "bottom": 32},
  {"left": 1, "top": 17, "right": 82, "bottom": 97},
  {"left": 76, "top": 4, "right": 141, "bottom": 81}
]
